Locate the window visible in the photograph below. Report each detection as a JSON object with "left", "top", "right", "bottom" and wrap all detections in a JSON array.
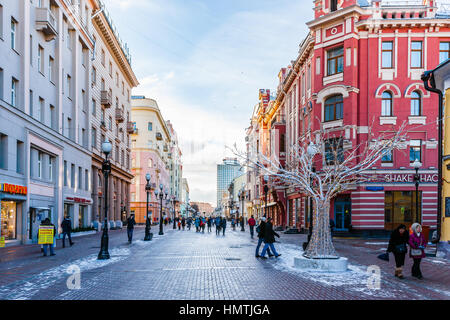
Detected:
[
  {"left": 440, "top": 42, "right": 450, "bottom": 64},
  {"left": 382, "top": 149, "right": 393, "bottom": 163},
  {"left": 82, "top": 89, "right": 86, "bottom": 112},
  {"left": 410, "top": 91, "right": 421, "bottom": 116},
  {"left": 0, "top": 69, "right": 3, "bottom": 100},
  {"left": 109, "top": 61, "right": 112, "bottom": 77},
  {"left": 67, "top": 75, "right": 71, "bottom": 98},
  {"left": 37, "top": 152, "right": 42, "bottom": 178},
  {"left": 11, "top": 19, "right": 17, "bottom": 50},
  {"left": 71, "top": 164, "right": 75, "bottom": 188},
  {"left": 325, "top": 138, "right": 344, "bottom": 165},
  {"left": 385, "top": 191, "right": 421, "bottom": 230},
  {"left": 50, "top": 104, "right": 56, "bottom": 129},
  {"left": 109, "top": 116, "right": 112, "bottom": 130},
  {"left": 0, "top": 134, "right": 8, "bottom": 170},
  {"left": 411, "top": 41, "right": 423, "bottom": 68},
  {"left": 78, "top": 167, "right": 82, "bottom": 189},
  {"left": 382, "top": 41, "right": 393, "bottom": 68},
  {"left": 29, "top": 35, "right": 32, "bottom": 65},
  {"left": 48, "top": 157, "right": 53, "bottom": 182},
  {"left": 410, "top": 140, "right": 422, "bottom": 163},
  {"left": 49, "top": 56, "right": 54, "bottom": 82},
  {"left": 92, "top": 99, "right": 96, "bottom": 116},
  {"left": 327, "top": 47, "right": 344, "bottom": 76},
  {"left": 324, "top": 95, "right": 343, "bottom": 122},
  {"left": 92, "top": 127, "right": 97, "bottom": 149},
  {"left": 330, "top": 0, "right": 338, "bottom": 12},
  {"left": 37, "top": 97, "right": 44, "bottom": 122},
  {"left": 92, "top": 67, "right": 97, "bottom": 86},
  {"left": 381, "top": 91, "right": 393, "bottom": 116},
  {"left": 85, "top": 169, "right": 89, "bottom": 191},
  {"left": 11, "top": 78, "right": 18, "bottom": 107},
  {"left": 16, "top": 140, "right": 24, "bottom": 174},
  {"left": 148, "top": 122, "right": 153, "bottom": 131},
  {"left": 101, "top": 49, "right": 105, "bottom": 66},
  {"left": 148, "top": 159, "right": 153, "bottom": 168}
]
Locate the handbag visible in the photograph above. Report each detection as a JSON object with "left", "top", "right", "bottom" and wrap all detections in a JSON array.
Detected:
[
  {"left": 410, "top": 248, "right": 423, "bottom": 257},
  {"left": 395, "top": 244, "right": 407, "bottom": 253}
]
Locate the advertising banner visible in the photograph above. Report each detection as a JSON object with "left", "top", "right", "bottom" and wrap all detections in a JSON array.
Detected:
[{"left": 38, "top": 226, "right": 54, "bottom": 244}]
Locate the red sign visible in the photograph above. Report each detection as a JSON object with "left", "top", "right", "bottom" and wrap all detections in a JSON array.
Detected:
[
  {"left": 0, "top": 183, "right": 27, "bottom": 195},
  {"left": 65, "top": 197, "right": 92, "bottom": 204}
]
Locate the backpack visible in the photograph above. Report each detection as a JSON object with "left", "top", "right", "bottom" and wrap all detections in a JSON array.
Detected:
[{"left": 256, "top": 225, "right": 261, "bottom": 233}]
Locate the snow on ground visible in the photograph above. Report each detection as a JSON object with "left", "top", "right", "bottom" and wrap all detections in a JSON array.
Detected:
[
  {"left": 271, "top": 243, "right": 406, "bottom": 299},
  {"left": 365, "top": 242, "right": 389, "bottom": 245},
  {"left": 0, "top": 247, "right": 131, "bottom": 300}
]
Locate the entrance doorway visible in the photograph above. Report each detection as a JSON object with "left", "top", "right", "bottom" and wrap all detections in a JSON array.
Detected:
[{"left": 334, "top": 197, "right": 351, "bottom": 231}]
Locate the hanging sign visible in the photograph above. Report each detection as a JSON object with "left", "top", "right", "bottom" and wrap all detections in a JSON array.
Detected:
[
  {"left": 38, "top": 226, "right": 54, "bottom": 244},
  {"left": 0, "top": 183, "right": 27, "bottom": 195},
  {"left": 0, "top": 237, "right": 5, "bottom": 248}
]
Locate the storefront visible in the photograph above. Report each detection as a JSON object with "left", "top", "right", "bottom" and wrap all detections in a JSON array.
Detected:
[
  {"left": 0, "top": 183, "right": 27, "bottom": 244},
  {"left": 64, "top": 197, "right": 92, "bottom": 229}
]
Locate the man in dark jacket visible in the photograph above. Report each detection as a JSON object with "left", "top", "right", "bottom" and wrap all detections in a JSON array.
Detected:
[
  {"left": 221, "top": 217, "right": 227, "bottom": 236},
  {"left": 61, "top": 216, "right": 74, "bottom": 248},
  {"left": 260, "top": 217, "right": 281, "bottom": 258},
  {"left": 255, "top": 217, "right": 273, "bottom": 257},
  {"left": 127, "top": 214, "right": 136, "bottom": 243}
]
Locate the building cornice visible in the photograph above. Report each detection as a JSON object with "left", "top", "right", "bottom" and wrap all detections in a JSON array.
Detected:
[{"left": 307, "top": 5, "right": 364, "bottom": 29}]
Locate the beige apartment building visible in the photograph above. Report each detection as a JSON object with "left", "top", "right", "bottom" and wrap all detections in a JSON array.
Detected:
[{"left": 90, "top": 0, "right": 139, "bottom": 229}]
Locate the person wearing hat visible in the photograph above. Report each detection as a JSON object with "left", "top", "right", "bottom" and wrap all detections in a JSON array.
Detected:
[
  {"left": 255, "top": 217, "right": 273, "bottom": 258},
  {"left": 409, "top": 223, "right": 426, "bottom": 279}
]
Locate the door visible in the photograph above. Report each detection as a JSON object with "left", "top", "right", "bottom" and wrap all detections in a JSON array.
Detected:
[{"left": 334, "top": 198, "right": 351, "bottom": 231}]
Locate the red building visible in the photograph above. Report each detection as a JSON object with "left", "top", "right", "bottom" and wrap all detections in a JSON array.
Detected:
[{"left": 254, "top": 0, "right": 449, "bottom": 234}]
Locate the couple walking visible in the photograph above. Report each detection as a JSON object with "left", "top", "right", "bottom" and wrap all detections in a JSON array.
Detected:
[{"left": 255, "top": 217, "right": 281, "bottom": 259}]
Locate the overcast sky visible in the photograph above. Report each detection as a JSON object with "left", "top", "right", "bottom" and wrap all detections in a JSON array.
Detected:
[{"left": 102, "top": 0, "right": 312, "bottom": 205}]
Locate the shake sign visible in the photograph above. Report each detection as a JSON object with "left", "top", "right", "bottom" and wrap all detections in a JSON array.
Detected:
[{"left": 370, "top": 174, "right": 439, "bottom": 183}]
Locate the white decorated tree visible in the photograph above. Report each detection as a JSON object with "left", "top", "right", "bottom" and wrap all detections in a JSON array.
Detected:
[{"left": 234, "top": 122, "right": 406, "bottom": 259}]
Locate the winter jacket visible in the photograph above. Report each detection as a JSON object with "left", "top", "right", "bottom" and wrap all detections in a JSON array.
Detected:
[
  {"left": 61, "top": 218, "right": 72, "bottom": 233},
  {"left": 257, "top": 221, "right": 266, "bottom": 239},
  {"left": 207, "top": 218, "right": 212, "bottom": 226},
  {"left": 127, "top": 217, "right": 136, "bottom": 230},
  {"left": 181, "top": 218, "right": 186, "bottom": 226},
  {"left": 221, "top": 219, "right": 227, "bottom": 228},
  {"left": 263, "top": 222, "right": 280, "bottom": 244},
  {"left": 387, "top": 225, "right": 409, "bottom": 254},
  {"left": 409, "top": 231, "right": 427, "bottom": 259},
  {"left": 195, "top": 219, "right": 200, "bottom": 227},
  {"left": 42, "top": 220, "right": 57, "bottom": 237},
  {"left": 248, "top": 218, "right": 256, "bottom": 227},
  {"left": 215, "top": 217, "right": 221, "bottom": 226}
]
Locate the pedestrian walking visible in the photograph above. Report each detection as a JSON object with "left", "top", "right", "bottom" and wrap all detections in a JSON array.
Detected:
[
  {"left": 215, "top": 216, "right": 221, "bottom": 235},
  {"left": 182, "top": 217, "right": 186, "bottom": 231},
  {"left": 231, "top": 217, "right": 236, "bottom": 231},
  {"left": 200, "top": 216, "right": 206, "bottom": 233},
  {"left": 260, "top": 217, "right": 281, "bottom": 258},
  {"left": 40, "top": 218, "right": 57, "bottom": 257},
  {"left": 178, "top": 217, "right": 182, "bottom": 230},
  {"left": 61, "top": 216, "right": 74, "bottom": 248},
  {"left": 187, "top": 217, "right": 192, "bottom": 230},
  {"left": 221, "top": 217, "right": 227, "bottom": 236},
  {"left": 409, "top": 222, "right": 427, "bottom": 279},
  {"left": 248, "top": 215, "right": 256, "bottom": 239},
  {"left": 195, "top": 217, "right": 200, "bottom": 232},
  {"left": 126, "top": 214, "right": 136, "bottom": 244},
  {"left": 387, "top": 224, "right": 409, "bottom": 279},
  {"left": 207, "top": 217, "right": 212, "bottom": 233},
  {"left": 255, "top": 217, "right": 273, "bottom": 258}
]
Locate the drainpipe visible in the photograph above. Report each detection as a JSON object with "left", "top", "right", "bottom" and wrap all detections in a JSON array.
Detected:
[{"left": 422, "top": 70, "right": 443, "bottom": 243}]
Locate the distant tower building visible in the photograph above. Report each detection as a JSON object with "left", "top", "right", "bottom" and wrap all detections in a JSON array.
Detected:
[{"left": 216, "top": 158, "right": 242, "bottom": 207}]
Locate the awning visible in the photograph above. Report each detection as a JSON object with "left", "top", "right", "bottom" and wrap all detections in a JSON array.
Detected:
[
  {"left": 31, "top": 207, "right": 51, "bottom": 212},
  {"left": 261, "top": 202, "right": 277, "bottom": 209}
]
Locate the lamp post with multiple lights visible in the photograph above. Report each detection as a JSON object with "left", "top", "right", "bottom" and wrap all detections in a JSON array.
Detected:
[
  {"left": 144, "top": 173, "right": 153, "bottom": 241},
  {"left": 155, "top": 184, "right": 168, "bottom": 235},
  {"left": 412, "top": 159, "right": 422, "bottom": 223}
]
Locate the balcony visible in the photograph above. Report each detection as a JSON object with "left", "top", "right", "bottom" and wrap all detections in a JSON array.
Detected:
[
  {"left": 101, "top": 91, "right": 112, "bottom": 107},
  {"left": 156, "top": 132, "right": 163, "bottom": 141},
  {"left": 115, "top": 108, "right": 124, "bottom": 123},
  {"left": 127, "top": 122, "right": 135, "bottom": 134},
  {"left": 35, "top": 7, "right": 58, "bottom": 41}
]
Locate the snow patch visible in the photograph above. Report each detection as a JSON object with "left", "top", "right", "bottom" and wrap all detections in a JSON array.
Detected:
[{"left": 365, "top": 242, "right": 389, "bottom": 245}]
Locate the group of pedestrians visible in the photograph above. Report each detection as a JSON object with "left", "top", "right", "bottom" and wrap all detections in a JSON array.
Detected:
[
  {"left": 255, "top": 216, "right": 281, "bottom": 259},
  {"left": 387, "top": 222, "right": 427, "bottom": 280}
]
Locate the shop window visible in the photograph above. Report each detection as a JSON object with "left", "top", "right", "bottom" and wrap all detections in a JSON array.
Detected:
[
  {"left": 1, "top": 201, "right": 17, "bottom": 240},
  {"left": 410, "top": 91, "right": 421, "bottom": 116},
  {"left": 327, "top": 46, "right": 344, "bottom": 76},
  {"left": 385, "top": 191, "right": 422, "bottom": 230},
  {"left": 324, "top": 94, "right": 343, "bottom": 122}
]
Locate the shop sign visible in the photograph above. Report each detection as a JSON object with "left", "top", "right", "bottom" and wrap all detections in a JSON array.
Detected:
[
  {"left": 0, "top": 183, "right": 27, "bottom": 195},
  {"left": 38, "top": 226, "right": 54, "bottom": 244},
  {"left": 65, "top": 197, "right": 92, "bottom": 204},
  {"left": 369, "top": 173, "right": 438, "bottom": 184},
  {"left": 0, "top": 237, "right": 5, "bottom": 248}
]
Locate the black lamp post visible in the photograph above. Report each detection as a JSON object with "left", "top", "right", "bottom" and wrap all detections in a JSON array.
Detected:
[
  {"left": 155, "top": 184, "right": 168, "bottom": 235},
  {"left": 412, "top": 159, "right": 422, "bottom": 223},
  {"left": 303, "top": 143, "right": 317, "bottom": 251},
  {"left": 172, "top": 196, "right": 176, "bottom": 229},
  {"left": 98, "top": 139, "right": 112, "bottom": 260},
  {"left": 144, "top": 173, "right": 153, "bottom": 241},
  {"left": 239, "top": 189, "right": 245, "bottom": 231}
]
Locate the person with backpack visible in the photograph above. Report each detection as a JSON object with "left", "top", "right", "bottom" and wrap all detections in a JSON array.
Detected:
[
  {"left": 126, "top": 214, "right": 136, "bottom": 244},
  {"left": 248, "top": 215, "right": 256, "bottom": 239},
  {"left": 61, "top": 216, "right": 74, "bottom": 248},
  {"left": 409, "top": 223, "right": 427, "bottom": 279},
  {"left": 221, "top": 216, "right": 227, "bottom": 236},
  {"left": 387, "top": 224, "right": 409, "bottom": 279},
  {"left": 255, "top": 217, "right": 273, "bottom": 258},
  {"left": 260, "top": 217, "right": 281, "bottom": 258},
  {"left": 215, "top": 216, "right": 221, "bottom": 235}
]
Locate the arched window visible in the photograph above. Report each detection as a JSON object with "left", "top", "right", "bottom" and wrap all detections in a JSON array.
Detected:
[
  {"left": 324, "top": 95, "right": 343, "bottom": 122},
  {"left": 148, "top": 159, "right": 153, "bottom": 168},
  {"left": 330, "top": 0, "right": 338, "bottom": 12},
  {"left": 381, "top": 91, "right": 393, "bottom": 116},
  {"left": 410, "top": 91, "right": 421, "bottom": 116}
]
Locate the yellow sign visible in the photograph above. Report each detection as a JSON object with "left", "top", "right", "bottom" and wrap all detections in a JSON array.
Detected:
[
  {"left": 38, "top": 226, "right": 54, "bottom": 244},
  {"left": 0, "top": 237, "right": 5, "bottom": 248}
]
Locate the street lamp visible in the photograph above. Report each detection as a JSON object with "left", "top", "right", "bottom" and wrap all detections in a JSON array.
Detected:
[
  {"left": 412, "top": 159, "right": 422, "bottom": 223},
  {"left": 144, "top": 173, "right": 153, "bottom": 241},
  {"left": 303, "top": 143, "right": 317, "bottom": 250},
  {"left": 98, "top": 139, "right": 112, "bottom": 260},
  {"left": 171, "top": 195, "right": 177, "bottom": 229},
  {"left": 156, "top": 184, "right": 168, "bottom": 235},
  {"left": 239, "top": 189, "right": 245, "bottom": 231}
]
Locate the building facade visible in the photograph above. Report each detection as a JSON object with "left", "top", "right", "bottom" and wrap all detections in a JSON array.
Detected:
[
  {"left": 130, "top": 96, "right": 173, "bottom": 224},
  {"left": 166, "top": 120, "right": 183, "bottom": 215},
  {"left": 216, "top": 158, "right": 242, "bottom": 208},
  {"left": 246, "top": 0, "right": 449, "bottom": 234}
]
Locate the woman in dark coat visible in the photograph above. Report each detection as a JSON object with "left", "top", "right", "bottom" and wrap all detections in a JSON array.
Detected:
[
  {"left": 260, "top": 218, "right": 281, "bottom": 258},
  {"left": 387, "top": 224, "right": 409, "bottom": 279}
]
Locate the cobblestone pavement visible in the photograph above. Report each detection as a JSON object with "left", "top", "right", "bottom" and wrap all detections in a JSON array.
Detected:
[{"left": 0, "top": 225, "right": 449, "bottom": 300}]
